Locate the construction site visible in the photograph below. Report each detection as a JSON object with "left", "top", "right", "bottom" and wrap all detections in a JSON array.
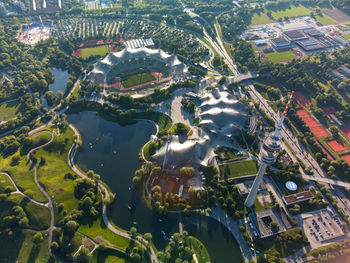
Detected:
[{"left": 17, "top": 17, "right": 53, "bottom": 46}]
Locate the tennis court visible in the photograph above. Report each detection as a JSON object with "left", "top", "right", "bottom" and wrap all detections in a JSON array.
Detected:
[
  {"left": 341, "top": 154, "right": 350, "bottom": 165},
  {"left": 297, "top": 109, "right": 328, "bottom": 138},
  {"left": 315, "top": 139, "right": 335, "bottom": 161},
  {"left": 327, "top": 139, "right": 347, "bottom": 152},
  {"left": 294, "top": 92, "right": 311, "bottom": 107}
]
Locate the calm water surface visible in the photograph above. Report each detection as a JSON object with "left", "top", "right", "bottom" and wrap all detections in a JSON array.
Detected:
[{"left": 67, "top": 111, "right": 243, "bottom": 263}]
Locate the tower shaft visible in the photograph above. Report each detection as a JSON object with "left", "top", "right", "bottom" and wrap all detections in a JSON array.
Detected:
[{"left": 245, "top": 163, "right": 268, "bottom": 208}]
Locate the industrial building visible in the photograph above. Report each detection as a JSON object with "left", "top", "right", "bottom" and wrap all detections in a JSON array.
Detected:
[
  {"left": 282, "top": 190, "right": 314, "bottom": 206},
  {"left": 270, "top": 36, "right": 291, "bottom": 50}
]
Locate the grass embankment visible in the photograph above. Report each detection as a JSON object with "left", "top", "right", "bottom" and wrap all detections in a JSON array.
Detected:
[
  {"left": 92, "top": 248, "right": 133, "bottom": 263},
  {"left": 121, "top": 70, "right": 156, "bottom": 89},
  {"left": 0, "top": 99, "right": 25, "bottom": 121},
  {"left": 81, "top": 46, "right": 109, "bottom": 59},
  {"left": 219, "top": 160, "right": 259, "bottom": 179},
  {"left": 265, "top": 51, "right": 297, "bottom": 63},
  {"left": 0, "top": 230, "right": 50, "bottom": 263},
  {"left": 251, "top": 13, "right": 274, "bottom": 25}
]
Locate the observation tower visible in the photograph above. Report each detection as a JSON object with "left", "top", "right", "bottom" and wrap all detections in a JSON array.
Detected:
[{"left": 245, "top": 91, "right": 294, "bottom": 208}]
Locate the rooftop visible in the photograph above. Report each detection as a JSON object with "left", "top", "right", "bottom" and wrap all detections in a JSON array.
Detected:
[{"left": 283, "top": 190, "right": 314, "bottom": 205}]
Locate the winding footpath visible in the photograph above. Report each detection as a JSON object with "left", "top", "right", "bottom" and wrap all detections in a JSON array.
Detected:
[{"left": 27, "top": 130, "right": 55, "bottom": 249}]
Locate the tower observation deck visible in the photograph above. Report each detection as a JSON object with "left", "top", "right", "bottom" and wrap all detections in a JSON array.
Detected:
[{"left": 245, "top": 91, "right": 294, "bottom": 208}]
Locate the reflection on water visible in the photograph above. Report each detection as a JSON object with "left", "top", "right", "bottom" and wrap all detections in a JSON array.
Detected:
[{"left": 67, "top": 111, "right": 243, "bottom": 263}]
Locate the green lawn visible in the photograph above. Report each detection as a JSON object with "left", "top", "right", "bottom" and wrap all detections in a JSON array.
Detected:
[
  {"left": 0, "top": 172, "right": 16, "bottom": 193},
  {"left": 0, "top": 100, "right": 25, "bottom": 121},
  {"left": 271, "top": 5, "right": 312, "bottom": 19},
  {"left": 251, "top": 13, "right": 274, "bottom": 25},
  {"left": 81, "top": 46, "right": 109, "bottom": 59},
  {"left": 92, "top": 248, "right": 133, "bottom": 263},
  {"left": 121, "top": 70, "right": 156, "bottom": 89},
  {"left": 219, "top": 160, "right": 259, "bottom": 179},
  {"left": 190, "top": 236, "right": 210, "bottom": 263},
  {"left": 315, "top": 14, "right": 337, "bottom": 25},
  {"left": 34, "top": 127, "right": 80, "bottom": 224},
  {"left": 0, "top": 230, "right": 50, "bottom": 263},
  {"left": 265, "top": 51, "right": 296, "bottom": 63},
  {"left": 0, "top": 194, "right": 50, "bottom": 230},
  {"left": 0, "top": 151, "right": 48, "bottom": 202},
  {"left": 79, "top": 217, "right": 131, "bottom": 251},
  {"left": 343, "top": 34, "right": 350, "bottom": 41}
]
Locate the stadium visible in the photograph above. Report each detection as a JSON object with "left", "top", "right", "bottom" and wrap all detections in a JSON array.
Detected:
[{"left": 88, "top": 47, "right": 188, "bottom": 92}]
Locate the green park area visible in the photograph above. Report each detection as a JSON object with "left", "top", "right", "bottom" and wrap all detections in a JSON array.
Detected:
[
  {"left": 271, "top": 5, "right": 311, "bottom": 19},
  {"left": 0, "top": 100, "right": 25, "bottom": 121},
  {"left": 315, "top": 14, "right": 337, "bottom": 25},
  {"left": 219, "top": 160, "right": 259, "bottom": 179},
  {"left": 92, "top": 248, "right": 133, "bottom": 263},
  {"left": 343, "top": 34, "right": 350, "bottom": 40},
  {"left": 121, "top": 70, "right": 156, "bottom": 89},
  {"left": 255, "top": 228, "right": 308, "bottom": 259},
  {"left": 81, "top": 45, "right": 109, "bottom": 59},
  {"left": 251, "top": 13, "right": 274, "bottom": 25},
  {"left": 0, "top": 230, "right": 50, "bottom": 263},
  {"left": 0, "top": 172, "right": 16, "bottom": 193},
  {"left": 265, "top": 51, "right": 296, "bottom": 63}
]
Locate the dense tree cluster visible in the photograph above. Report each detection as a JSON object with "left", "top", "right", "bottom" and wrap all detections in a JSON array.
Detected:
[{"left": 0, "top": 205, "right": 29, "bottom": 230}]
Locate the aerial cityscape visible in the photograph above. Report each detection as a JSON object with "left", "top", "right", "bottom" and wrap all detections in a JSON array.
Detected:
[{"left": 1, "top": 0, "right": 350, "bottom": 262}]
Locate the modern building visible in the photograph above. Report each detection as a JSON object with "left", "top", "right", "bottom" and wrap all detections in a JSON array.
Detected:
[
  {"left": 283, "top": 29, "right": 308, "bottom": 41},
  {"left": 282, "top": 190, "right": 314, "bottom": 206},
  {"left": 245, "top": 92, "right": 295, "bottom": 208},
  {"left": 333, "top": 35, "right": 349, "bottom": 46},
  {"left": 88, "top": 47, "right": 188, "bottom": 85},
  {"left": 254, "top": 40, "right": 268, "bottom": 46},
  {"left": 270, "top": 37, "right": 291, "bottom": 50}
]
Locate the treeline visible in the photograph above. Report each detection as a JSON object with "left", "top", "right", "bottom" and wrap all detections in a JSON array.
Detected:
[{"left": 307, "top": 240, "right": 350, "bottom": 263}]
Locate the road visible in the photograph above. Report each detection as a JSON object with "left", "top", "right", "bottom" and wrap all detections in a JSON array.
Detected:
[{"left": 247, "top": 84, "right": 327, "bottom": 178}]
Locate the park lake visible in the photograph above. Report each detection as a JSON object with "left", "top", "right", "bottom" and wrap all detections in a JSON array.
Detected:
[
  {"left": 67, "top": 111, "right": 244, "bottom": 263},
  {"left": 42, "top": 68, "right": 70, "bottom": 108}
]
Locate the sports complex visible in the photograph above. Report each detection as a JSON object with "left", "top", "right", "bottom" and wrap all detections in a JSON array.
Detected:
[{"left": 88, "top": 47, "right": 188, "bottom": 92}]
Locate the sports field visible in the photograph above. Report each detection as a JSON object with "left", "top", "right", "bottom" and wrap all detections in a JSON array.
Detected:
[
  {"left": 327, "top": 139, "right": 347, "bottom": 152},
  {"left": 342, "top": 154, "right": 350, "bottom": 165},
  {"left": 81, "top": 45, "right": 109, "bottom": 59},
  {"left": 219, "top": 160, "right": 259, "bottom": 179},
  {"left": 271, "top": 5, "right": 311, "bottom": 19},
  {"left": 0, "top": 99, "right": 25, "bottom": 121},
  {"left": 297, "top": 109, "right": 328, "bottom": 138},
  {"left": 265, "top": 51, "right": 296, "bottom": 63},
  {"left": 121, "top": 70, "right": 156, "bottom": 89}
]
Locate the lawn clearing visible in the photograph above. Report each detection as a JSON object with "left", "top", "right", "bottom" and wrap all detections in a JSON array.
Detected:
[
  {"left": 265, "top": 51, "right": 296, "bottom": 63},
  {"left": 0, "top": 151, "right": 48, "bottom": 202},
  {"left": 0, "top": 172, "right": 16, "bottom": 193},
  {"left": 79, "top": 217, "right": 131, "bottom": 251},
  {"left": 271, "top": 5, "right": 311, "bottom": 19},
  {"left": 251, "top": 13, "right": 273, "bottom": 25},
  {"left": 0, "top": 99, "right": 25, "bottom": 121},
  {"left": 343, "top": 34, "right": 350, "bottom": 41},
  {"left": 0, "top": 230, "right": 50, "bottom": 263},
  {"left": 219, "top": 160, "right": 259, "bottom": 179},
  {"left": 92, "top": 248, "right": 133, "bottom": 263},
  {"left": 0, "top": 193, "right": 50, "bottom": 230},
  {"left": 189, "top": 236, "right": 211, "bottom": 263},
  {"left": 81, "top": 45, "right": 109, "bottom": 59},
  {"left": 315, "top": 14, "right": 337, "bottom": 25},
  {"left": 121, "top": 70, "right": 156, "bottom": 89}
]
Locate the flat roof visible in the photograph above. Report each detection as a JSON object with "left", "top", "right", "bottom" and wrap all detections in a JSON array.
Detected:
[
  {"left": 283, "top": 190, "right": 314, "bottom": 205},
  {"left": 271, "top": 37, "right": 290, "bottom": 45},
  {"left": 283, "top": 29, "right": 306, "bottom": 40},
  {"left": 296, "top": 39, "right": 324, "bottom": 51}
]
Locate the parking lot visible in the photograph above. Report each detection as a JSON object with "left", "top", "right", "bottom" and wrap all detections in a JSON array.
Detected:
[{"left": 302, "top": 209, "right": 344, "bottom": 245}]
